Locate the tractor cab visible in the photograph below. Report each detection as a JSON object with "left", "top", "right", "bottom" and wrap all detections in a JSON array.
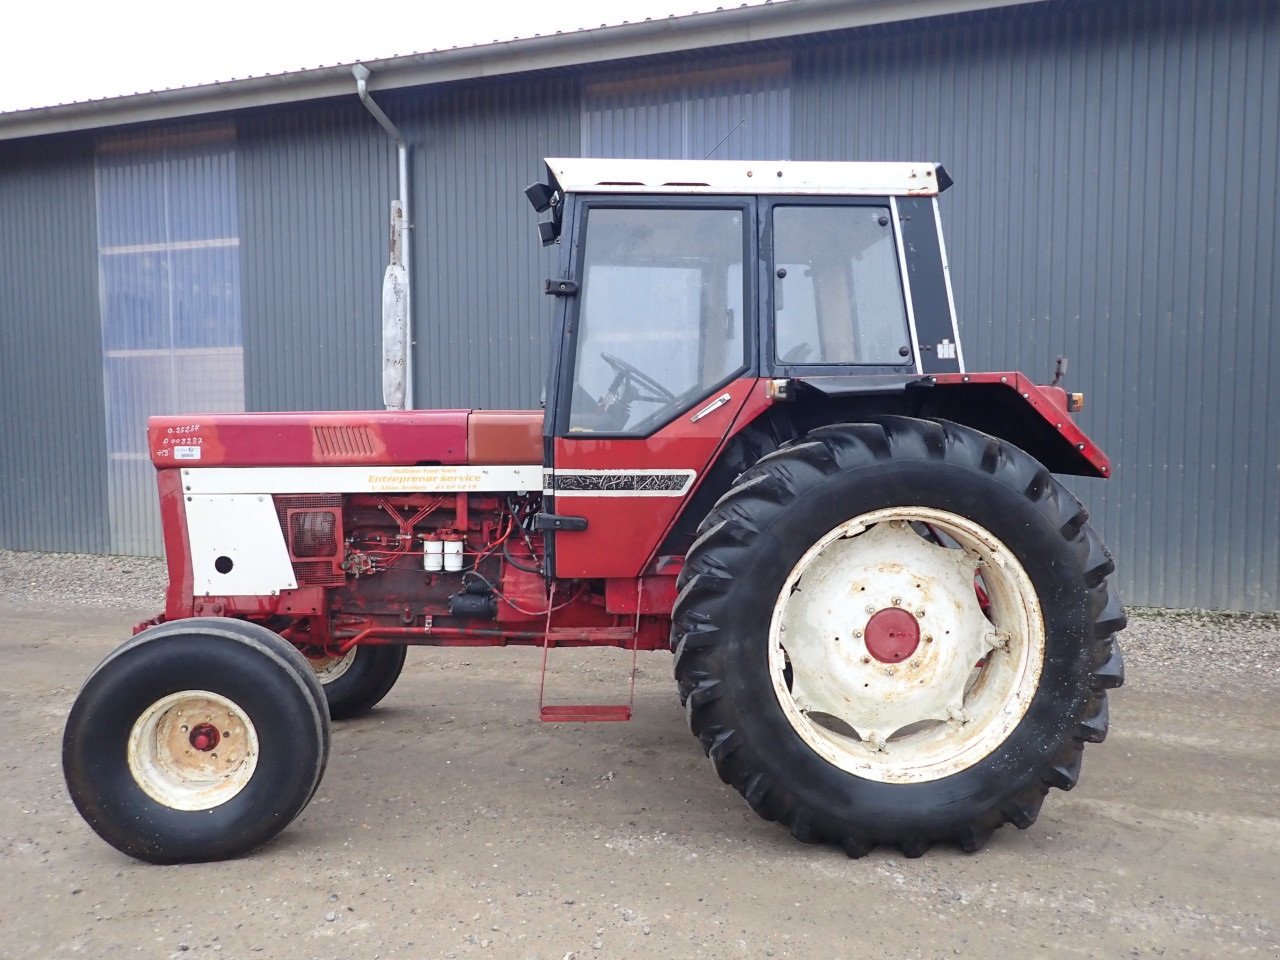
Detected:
[
  {"left": 529, "top": 158, "right": 963, "bottom": 407},
  {"left": 526, "top": 158, "right": 966, "bottom": 578}
]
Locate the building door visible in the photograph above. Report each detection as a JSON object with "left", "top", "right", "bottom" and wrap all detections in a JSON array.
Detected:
[{"left": 95, "top": 127, "right": 244, "bottom": 554}]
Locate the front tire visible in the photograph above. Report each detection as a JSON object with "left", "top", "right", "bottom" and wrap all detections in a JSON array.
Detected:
[
  {"left": 63, "top": 619, "right": 331, "bottom": 864},
  {"left": 303, "top": 644, "right": 407, "bottom": 720},
  {"left": 671, "top": 417, "right": 1125, "bottom": 856}
]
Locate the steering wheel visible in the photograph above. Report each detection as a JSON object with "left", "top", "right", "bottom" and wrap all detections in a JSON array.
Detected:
[{"left": 600, "top": 352, "right": 677, "bottom": 403}]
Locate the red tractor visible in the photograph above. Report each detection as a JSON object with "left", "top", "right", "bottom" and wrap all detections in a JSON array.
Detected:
[{"left": 62, "top": 158, "right": 1125, "bottom": 864}]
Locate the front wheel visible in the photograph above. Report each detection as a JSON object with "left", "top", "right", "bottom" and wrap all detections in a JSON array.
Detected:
[
  {"left": 302, "top": 644, "right": 407, "bottom": 720},
  {"left": 672, "top": 417, "right": 1125, "bottom": 856},
  {"left": 63, "top": 619, "right": 330, "bottom": 864}
]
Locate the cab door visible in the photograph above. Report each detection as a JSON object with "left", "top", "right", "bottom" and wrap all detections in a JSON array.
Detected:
[{"left": 546, "top": 197, "right": 756, "bottom": 579}]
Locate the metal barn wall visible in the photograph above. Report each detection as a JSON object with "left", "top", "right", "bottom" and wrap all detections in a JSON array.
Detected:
[
  {"left": 791, "top": 0, "right": 1280, "bottom": 612},
  {"left": 582, "top": 53, "right": 791, "bottom": 161},
  {"left": 2, "top": 0, "right": 1277, "bottom": 611},
  {"left": 397, "top": 78, "right": 581, "bottom": 410},
  {"left": 0, "top": 139, "right": 110, "bottom": 554},
  {"left": 234, "top": 80, "right": 579, "bottom": 415},
  {"left": 236, "top": 101, "right": 395, "bottom": 411}
]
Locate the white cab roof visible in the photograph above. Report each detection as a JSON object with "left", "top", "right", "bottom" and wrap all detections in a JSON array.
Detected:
[{"left": 545, "top": 158, "right": 950, "bottom": 197}]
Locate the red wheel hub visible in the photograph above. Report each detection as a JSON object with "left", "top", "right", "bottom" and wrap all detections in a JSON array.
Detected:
[
  {"left": 188, "top": 723, "right": 221, "bottom": 752},
  {"left": 864, "top": 608, "right": 921, "bottom": 664}
]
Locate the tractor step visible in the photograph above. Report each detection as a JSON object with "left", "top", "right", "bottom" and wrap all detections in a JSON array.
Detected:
[
  {"left": 539, "top": 704, "right": 632, "bottom": 723},
  {"left": 537, "top": 582, "right": 641, "bottom": 723}
]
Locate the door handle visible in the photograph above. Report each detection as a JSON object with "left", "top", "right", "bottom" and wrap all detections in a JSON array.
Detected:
[{"left": 691, "top": 392, "right": 732, "bottom": 423}]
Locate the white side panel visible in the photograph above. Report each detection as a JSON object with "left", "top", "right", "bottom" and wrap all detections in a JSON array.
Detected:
[
  {"left": 185, "top": 495, "right": 297, "bottom": 596},
  {"left": 182, "top": 465, "right": 542, "bottom": 495}
]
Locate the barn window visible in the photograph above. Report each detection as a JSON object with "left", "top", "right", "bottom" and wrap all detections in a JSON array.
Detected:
[{"left": 95, "top": 126, "right": 243, "bottom": 553}]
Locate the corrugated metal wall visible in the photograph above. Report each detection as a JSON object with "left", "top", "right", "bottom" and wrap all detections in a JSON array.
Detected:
[
  {"left": 397, "top": 78, "right": 580, "bottom": 410},
  {"left": 2, "top": 0, "right": 1277, "bottom": 610},
  {"left": 236, "top": 101, "right": 395, "bottom": 411},
  {"left": 791, "top": 0, "right": 1280, "bottom": 611},
  {"left": 0, "top": 138, "right": 110, "bottom": 554},
  {"left": 582, "top": 53, "right": 791, "bottom": 160},
  {"left": 235, "top": 78, "right": 578, "bottom": 414}
]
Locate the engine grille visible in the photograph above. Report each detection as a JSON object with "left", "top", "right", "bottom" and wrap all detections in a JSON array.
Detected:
[
  {"left": 273, "top": 494, "right": 346, "bottom": 587},
  {"left": 289, "top": 510, "right": 337, "bottom": 557},
  {"left": 313, "top": 425, "right": 375, "bottom": 459}
]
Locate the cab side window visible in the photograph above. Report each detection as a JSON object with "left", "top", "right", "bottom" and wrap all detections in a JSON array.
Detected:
[{"left": 773, "top": 205, "right": 910, "bottom": 366}]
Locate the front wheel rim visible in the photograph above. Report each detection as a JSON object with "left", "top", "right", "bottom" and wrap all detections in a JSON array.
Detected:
[
  {"left": 127, "top": 690, "right": 260, "bottom": 810},
  {"left": 305, "top": 647, "right": 357, "bottom": 684},
  {"left": 768, "top": 506, "right": 1045, "bottom": 784}
]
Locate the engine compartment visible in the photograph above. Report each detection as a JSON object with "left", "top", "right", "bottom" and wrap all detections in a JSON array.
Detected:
[{"left": 149, "top": 486, "right": 675, "bottom": 654}]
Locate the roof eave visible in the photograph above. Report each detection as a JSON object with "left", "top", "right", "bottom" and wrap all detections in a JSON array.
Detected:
[{"left": 0, "top": 0, "right": 1043, "bottom": 143}]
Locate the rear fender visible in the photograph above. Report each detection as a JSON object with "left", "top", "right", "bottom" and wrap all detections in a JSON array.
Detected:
[
  {"left": 791, "top": 372, "right": 1110, "bottom": 478},
  {"left": 656, "top": 371, "right": 1109, "bottom": 563}
]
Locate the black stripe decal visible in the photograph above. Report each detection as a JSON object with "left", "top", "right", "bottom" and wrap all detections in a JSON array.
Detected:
[{"left": 550, "top": 471, "right": 695, "bottom": 495}]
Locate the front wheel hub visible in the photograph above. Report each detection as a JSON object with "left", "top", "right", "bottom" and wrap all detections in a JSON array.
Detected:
[
  {"left": 127, "top": 690, "right": 259, "bottom": 810},
  {"left": 188, "top": 723, "right": 221, "bottom": 752}
]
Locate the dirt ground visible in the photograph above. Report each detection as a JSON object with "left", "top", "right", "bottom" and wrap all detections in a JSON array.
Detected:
[{"left": 1, "top": 603, "right": 1277, "bottom": 960}]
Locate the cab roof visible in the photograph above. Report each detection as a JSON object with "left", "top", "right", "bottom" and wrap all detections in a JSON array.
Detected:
[{"left": 545, "top": 158, "right": 952, "bottom": 198}]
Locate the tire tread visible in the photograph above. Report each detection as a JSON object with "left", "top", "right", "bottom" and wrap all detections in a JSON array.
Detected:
[{"left": 670, "top": 416, "right": 1126, "bottom": 856}]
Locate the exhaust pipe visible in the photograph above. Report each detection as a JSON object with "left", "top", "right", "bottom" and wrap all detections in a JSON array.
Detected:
[{"left": 353, "top": 64, "right": 413, "bottom": 410}]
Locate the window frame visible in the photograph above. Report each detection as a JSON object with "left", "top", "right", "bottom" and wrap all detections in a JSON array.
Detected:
[
  {"left": 549, "top": 194, "right": 758, "bottom": 440},
  {"left": 760, "top": 196, "right": 921, "bottom": 378}
]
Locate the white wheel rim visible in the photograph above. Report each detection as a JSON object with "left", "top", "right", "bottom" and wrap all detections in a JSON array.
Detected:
[
  {"left": 307, "top": 647, "right": 357, "bottom": 684},
  {"left": 768, "top": 507, "right": 1045, "bottom": 784},
  {"left": 127, "top": 690, "right": 260, "bottom": 810}
]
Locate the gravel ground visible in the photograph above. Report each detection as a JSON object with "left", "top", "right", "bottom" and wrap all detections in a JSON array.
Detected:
[
  {"left": 2, "top": 550, "right": 1278, "bottom": 958},
  {"left": 0, "top": 550, "right": 166, "bottom": 610},
  {"left": 3, "top": 549, "right": 1276, "bottom": 680},
  {"left": 1121, "top": 606, "right": 1280, "bottom": 679}
]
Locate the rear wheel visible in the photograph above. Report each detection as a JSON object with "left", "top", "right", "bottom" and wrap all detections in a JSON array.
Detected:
[
  {"left": 63, "top": 619, "right": 330, "bottom": 864},
  {"left": 302, "top": 644, "right": 407, "bottom": 720},
  {"left": 672, "top": 417, "right": 1125, "bottom": 856}
]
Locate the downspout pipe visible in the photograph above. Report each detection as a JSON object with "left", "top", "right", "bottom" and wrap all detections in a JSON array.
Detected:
[{"left": 353, "top": 63, "right": 413, "bottom": 409}]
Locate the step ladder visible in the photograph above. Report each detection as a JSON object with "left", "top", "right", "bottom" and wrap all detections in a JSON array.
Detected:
[{"left": 537, "top": 582, "right": 639, "bottom": 722}]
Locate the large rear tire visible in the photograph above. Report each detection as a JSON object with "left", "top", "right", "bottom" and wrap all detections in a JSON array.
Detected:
[
  {"left": 671, "top": 417, "right": 1125, "bottom": 856},
  {"left": 63, "top": 618, "right": 331, "bottom": 864}
]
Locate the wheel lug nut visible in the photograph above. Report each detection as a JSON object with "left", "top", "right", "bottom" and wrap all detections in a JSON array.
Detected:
[
  {"left": 864, "top": 605, "right": 876, "bottom": 615},
  {"left": 854, "top": 630, "right": 863, "bottom": 639},
  {"left": 891, "top": 597, "right": 901, "bottom": 606},
  {"left": 915, "top": 609, "right": 925, "bottom": 618}
]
